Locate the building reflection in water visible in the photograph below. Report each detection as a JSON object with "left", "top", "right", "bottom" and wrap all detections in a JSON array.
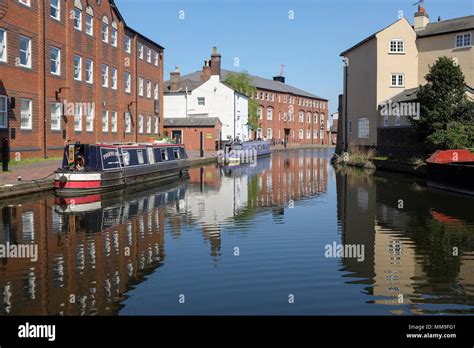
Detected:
[
  {"left": 335, "top": 167, "right": 474, "bottom": 314},
  {"left": 0, "top": 150, "right": 329, "bottom": 315}
]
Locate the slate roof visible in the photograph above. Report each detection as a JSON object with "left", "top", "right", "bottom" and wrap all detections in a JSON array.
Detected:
[
  {"left": 417, "top": 15, "right": 474, "bottom": 37},
  {"left": 164, "top": 117, "right": 221, "bottom": 127}
]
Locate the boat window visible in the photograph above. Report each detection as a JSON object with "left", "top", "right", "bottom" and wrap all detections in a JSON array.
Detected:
[
  {"left": 137, "top": 149, "right": 144, "bottom": 164},
  {"left": 147, "top": 147, "right": 155, "bottom": 165},
  {"left": 173, "top": 148, "right": 180, "bottom": 159},
  {"left": 161, "top": 149, "right": 168, "bottom": 161},
  {"left": 122, "top": 150, "right": 130, "bottom": 166}
]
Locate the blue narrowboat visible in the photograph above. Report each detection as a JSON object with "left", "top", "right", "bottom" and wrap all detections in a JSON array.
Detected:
[
  {"left": 220, "top": 140, "right": 271, "bottom": 165},
  {"left": 54, "top": 142, "right": 190, "bottom": 197}
]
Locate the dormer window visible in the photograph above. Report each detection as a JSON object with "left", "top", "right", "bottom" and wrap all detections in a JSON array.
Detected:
[{"left": 389, "top": 39, "right": 404, "bottom": 53}]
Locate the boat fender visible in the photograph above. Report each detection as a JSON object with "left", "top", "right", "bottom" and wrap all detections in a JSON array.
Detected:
[{"left": 59, "top": 175, "right": 68, "bottom": 184}]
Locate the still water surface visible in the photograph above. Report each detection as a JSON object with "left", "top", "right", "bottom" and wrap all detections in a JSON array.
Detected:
[{"left": 0, "top": 149, "right": 473, "bottom": 315}]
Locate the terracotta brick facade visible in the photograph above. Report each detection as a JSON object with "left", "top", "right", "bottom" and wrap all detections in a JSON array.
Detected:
[{"left": 0, "top": 0, "right": 164, "bottom": 160}]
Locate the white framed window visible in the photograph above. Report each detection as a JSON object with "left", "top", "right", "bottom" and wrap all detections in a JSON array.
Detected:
[
  {"left": 111, "top": 111, "right": 117, "bottom": 133},
  {"left": 125, "top": 36, "right": 131, "bottom": 54},
  {"left": 389, "top": 39, "right": 404, "bottom": 53},
  {"left": 125, "top": 72, "right": 131, "bottom": 93},
  {"left": 111, "top": 67, "right": 117, "bottom": 90},
  {"left": 138, "top": 43, "right": 143, "bottom": 59},
  {"left": 396, "top": 114, "right": 401, "bottom": 126},
  {"left": 102, "top": 21, "right": 109, "bottom": 43},
  {"left": 19, "top": 36, "right": 32, "bottom": 68},
  {"left": 313, "top": 130, "right": 318, "bottom": 139},
  {"left": 0, "top": 29, "right": 6, "bottom": 62},
  {"left": 74, "top": 104, "right": 82, "bottom": 131},
  {"left": 299, "top": 111, "right": 304, "bottom": 123},
  {"left": 154, "top": 83, "right": 159, "bottom": 100},
  {"left": 102, "top": 64, "right": 108, "bottom": 87},
  {"left": 138, "top": 114, "right": 144, "bottom": 133},
  {"left": 390, "top": 74, "right": 404, "bottom": 87},
  {"left": 267, "top": 128, "right": 272, "bottom": 139},
  {"left": 270, "top": 93, "right": 274, "bottom": 102},
  {"left": 74, "top": 55, "right": 82, "bottom": 81},
  {"left": 85, "top": 14, "right": 93, "bottom": 36},
  {"left": 125, "top": 112, "right": 131, "bottom": 133},
  {"left": 455, "top": 33, "right": 472, "bottom": 48},
  {"left": 50, "top": 0, "right": 60, "bottom": 20},
  {"left": 146, "top": 115, "right": 151, "bottom": 134},
  {"left": 102, "top": 110, "right": 108, "bottom": 132},
  {"left": 265, "top": 93, "right": 269, "bottom": 101},
  {"left": 283, "top": 112, "right": 287, "bottom": 121},
  {"left": 358, "top": 118, "right": 369, "bottom": 139},
  {"left": 154, "top": 116, "right": 159, "bottom": 134},
  {"left": 306, "top": 130, "right": 311, "bottom": 140},
  {"left": 306, "top": 113, "right": 311, "bottom": 123},
  {"left": 197, "top": 97, "right": 205, "bottom": 106},
  {"left": 146, "top": 80, "right": 151, "bottom": 98},
  {"left": 146, "top": 47, "right": 151, "bottom": 63},
  {"left": 0, "top": 96, "right": 7, "bottom": 128},
  {"left": 298, "top": 129, "right": 304, "bottom": 139},
  {"left": 85, "top": 58, "right": 93, "bottom": 84},
  {"left": 313, "top": 113, "right": 318, "bottom": 123},
  {"left": 50, "top": 103, "right": 61, "bottom": 130},
  {"left": 85, "top": 104, "right": 93, "bottom": 132},
  {"left": 384, "top": 114, "right": 388, "bottom": 127},
  {"left": 19, "top": 0, "right": 31, "bottom": 6},
  {"left": 320, "top": 129, "right": 324, "bottom": 140},
  {"left": 267, "top": 108, "right": 273, "bottom": 120},
  {"left": 50, "top": 47, "right": 60, "bottom": 75},
  {"left": 111, "top": 28, "right": 118, "bottom": 47},
  {"left": 154, "top": 52, "right": 159, "bottom": 66},
  {"left": 139, "top": 77, "right": 144, "bottom": 96},
  {"left": 257, "top": 107, "right": 262, "bottom": 120},
  {"left": 73, "top": 8, "right": 82, "bottom": 30}
]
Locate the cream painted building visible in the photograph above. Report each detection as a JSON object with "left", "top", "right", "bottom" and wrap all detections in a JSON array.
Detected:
[{"left": 340, "top": 7, "right": 474, "bottom": 148}]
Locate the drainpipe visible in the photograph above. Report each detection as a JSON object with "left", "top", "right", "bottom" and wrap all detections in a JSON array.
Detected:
[{"left": 42, "top": 0, "right": 47, "bottom": 158}]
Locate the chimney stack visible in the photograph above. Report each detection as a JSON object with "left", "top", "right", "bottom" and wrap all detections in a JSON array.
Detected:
[
  {"left": 210, "top": 47, "right": 221, "bottom": 77},
  {"left": 170, "top": 66, "right": 180, "bottom": 92},
  {"left": 414, "top": 5, "right": 429, "bottom": 31},
  {"left": 201, "top": 60, "right": 211, "bottom": 81}
]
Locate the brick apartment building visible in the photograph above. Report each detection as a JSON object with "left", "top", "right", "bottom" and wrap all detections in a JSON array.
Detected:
[
  {"left": 0, "top": 0, "right": 164, "bottom": 160},
  {"left": 165, "top": 49, "right": 330, "bottom": 146}
]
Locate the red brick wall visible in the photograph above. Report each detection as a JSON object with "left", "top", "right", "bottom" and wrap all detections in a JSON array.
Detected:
[
  {"left": 164, "top": 125, "right": 221, "bottom": 151},
  {"left": 0, "top": 0, "right": 164, "bottom": 160}
]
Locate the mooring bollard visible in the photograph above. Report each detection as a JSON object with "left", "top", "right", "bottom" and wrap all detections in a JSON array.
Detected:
[{"left": 2, "top": 138, "right": 8, "bottom": 172}]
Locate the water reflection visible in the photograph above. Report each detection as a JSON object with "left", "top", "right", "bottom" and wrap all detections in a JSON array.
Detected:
[{"left": 0, "top": 150, "right": 472, "bottom": 315}]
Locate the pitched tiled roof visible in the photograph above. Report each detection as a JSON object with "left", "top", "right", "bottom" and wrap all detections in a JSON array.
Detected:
[{"left": 417, "top": 15, "right": 474, "bottom": 37}]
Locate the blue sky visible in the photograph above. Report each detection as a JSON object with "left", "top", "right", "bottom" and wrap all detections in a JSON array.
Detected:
[{"left": 116, "top": 0, "right": 473, "bottom": 114}]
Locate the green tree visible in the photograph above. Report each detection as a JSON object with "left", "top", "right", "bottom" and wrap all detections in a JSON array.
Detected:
[
  {"left": 412, "top": 56, "right": 474, "bottom": 150},
  {"left": 224, "top": 71, "right": 259, "bottom": 132}
]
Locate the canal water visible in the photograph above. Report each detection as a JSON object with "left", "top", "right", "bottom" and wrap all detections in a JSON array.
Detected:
[{"left": 0, "top": 149, "right": 473, "bottom": 315}]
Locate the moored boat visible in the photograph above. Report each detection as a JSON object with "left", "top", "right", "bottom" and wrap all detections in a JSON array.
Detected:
[
  {"left": 54, "top": 142, "right": 190, "bottom": 197},
  {"left": 219, "top": 140, "right": 271, "bottom": 165},
  {"left": 426, "top": 149, "right": 474, "bottom": 196}
]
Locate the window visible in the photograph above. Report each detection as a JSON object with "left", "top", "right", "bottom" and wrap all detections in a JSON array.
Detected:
[
  {"left": 313, "top": 113, "right": 318, "bottom": 123},
  {"left": 390, "top": 74, "right": 404, "bottom": 87},
  {"left": 102, "top": 20, "right": 109, "bottom": 43},
  {"left": 74, "top": 55, "right": 82, "bottom": 80},
  {"left": 455, "top": 33, "right": 472, "bottom": 48},
  {"left": 146, "top": 47, "right": 151, "bottom": 63},
  {"left": 85, "top": 59, "right": 93, "bottom": 83},
  {"left": 396, "top": 114, "right": 401, "bottom": 126},
  {"left": 74, "top": 104, "right": 82, "bottom": 131},
  {"left": 348, "top": 120, "right": 352, "bottom": 134},
  {"left": 0, "top": 29, "right": 6, "bottom": 62},
  {"left": 267, "top": 108, "right": 273, "bottom": 120},
  {"left": 111, "top": 28, "right": 117, "bottom": 47},
  {"left": 173, "top": 148, "right": 180, "bottom": 159},
  {"left": 111, "top": 111, "right": 117, "bottom": 133},
  {"left": 299, "top": 129, "right": 304, "bottom": 139},
  {"left": 306, "top": 113, "right": 311, "bottom": 123},
  {"left": 270, "top": 94, "right": 274, "bottom": 102},
  {"left": 111, "top": 67, "right": 117, "bottom": 89},
  {"left": 50, "top": 47, "right": 60, "bottom": 75},
  {"left": 102, "top": 110, "right": 108, "bottom": 132},
  {"left": 125, "top": 112, "right": 131, "bottom": 133},
  {"left": 19, "top": 0, "right": 31, "bottom": 6},
  {"left": 283, "top": 112, "right": 287, "bottom": 121},
  {"left": 0, "top": 95, "right": 7, "bottom": 128},
  {"left": 161, "top": 149, "right": 168, "bottom": 161},
  {"left": 154, "top": 52, "right": 159, "bottom": 66},
  {"left": 313, "top": 130, "right": 318, "bottom": 139},
  {"left": 197, "top": 97, "right": 205, "bottom": 106},
  {"left": 389, "top": 39, "right": 404, "bottom": 53},
  {"left": 259, "top": 92, "right": 263, "bottom": 100},
  {"left": 320, "top": 130, "right": 324, "bottom": 140},
  {"left": 154, "top": 116, "right": 159, "bottom": 134},
  {"left": 125, "top": 72, "right": 131, "bottom": 93},
  {"left": 85, "top": 14, "right": 93, "bottom": 36},
  {"left": 138, "top": 114, "right": 144, "bottom": 133},
  {"left": 102, "top": 64, "right": 108, "bottom": 87},
  {"left": 257, "top": 107, "right": 262, "bottom": 120},
  {"left": 137, "top": 150, "right": 144, "bottom": 164},
  {"left": 50, "top": 0, "right": 60, "bottom": 20},
  {"left": 146, "top": 80, "right": 151, "bottom": 98},
  {"left": 299, "top": 111, "right": 304, "bottom": 123},
  {"left": 154, "top": 83, "right": 159, "bottom": 100},
  {"left": 19, "top": 36, "right": 31, "bottom": 68},
  {"left": 73, "top": 8, "right": 82, "bottom": 30},
  {"left": 384, "top": 114, "right": 388, "bottom": 127},
  {"left": 125, "top": 36, "right": 131, "bottom": 53},
  {"left": 139, "top": 77, "right": 144, "bottom": 96},
  {"left": 267, "top": 128, "right": 272, "bottom": 139},
  {"left": 358, "top": 118, "right": 369, "bottom": 139},
  {"left": 283, "top": 95, "right": 287, "bottom": 103},
  {"left": 50, "top": 103, "right": 61, "bottom": 130},
  {"left": 146, "top": 115, "right": 151, "bottom": 134},
  {"left": 306, "top": 130, "right": 311, "bottom": 140},
  {"left": 265, "top": 93, "right": 269, "bottom": 101},
  {"left": 138, "top": 43, "right": 143, "bottom": 59},
  {"left": 85, "top": 104, "right": 93, "bottom": 131}
]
